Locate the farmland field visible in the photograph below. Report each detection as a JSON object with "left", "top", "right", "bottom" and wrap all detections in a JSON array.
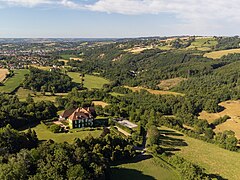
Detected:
[
  {"left": 60, "top": 54, "right": 78, "bottom": 60},
  {"left": 111, "top": 155, "right": 181, "bottom": 180},
  {"left": 0, "top": 69, "right": 29, "bottom": 93},
  {"left": 125, "top": 86, "right": 184, "bottom": 96},
  {"left": 158, "top": 126, "right": 240, "bottom": 180},
  {"left": 198, "top": 100, "right": 240, "bottom": 138},
  {"left": 0, "top": 68, "right": 9, "bottom": 82},
  {"left": 204, "top": 48, "right": 240, "bottom": 59},
  {"left": 67, "top": 72, "right": 110, "bottom": 89},
  {"left": 23, "top": 123, "right": 102, "bottom": 143}
]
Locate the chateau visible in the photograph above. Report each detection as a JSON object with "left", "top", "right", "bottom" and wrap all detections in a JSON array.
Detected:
[{"left": 59, "top": 107, "right": 97, "bottom": 129}]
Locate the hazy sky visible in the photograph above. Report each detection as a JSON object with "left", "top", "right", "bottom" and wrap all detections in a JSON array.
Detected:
[{"left": 0, "top": 0, "right": 239, "bottom": 38}]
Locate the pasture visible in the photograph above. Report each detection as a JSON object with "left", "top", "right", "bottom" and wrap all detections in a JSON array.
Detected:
[
  {"left": 0, "top": 69, "right": 29, "bottom": 93},
  {"left": 67, "top": 72, "right": 110, "bottom": 89},
  {"left": 24, "top": 123, "right": 102, "bottom": 143},
  {"left": 187, "top": 37, "right": 217, "bottom": 51},
  {"left": 0, "top": 68, "right": 9, "bottom": 82},
  {"left": 111, "top": 155, "right": 180, "bottom": 180},
  {"left": 158, "top": 77, "right": 187, "bottom": 90},
  {"left": 198, "top": 100, "right": 240, "bottom": 138},
  {"left": 158, "top": 126, "right": 240, "bottom": 180},
  {"left": 125, "top": 86, "right": 184, "bottom": 96},
  {"left": 204, "top": 48, "right": 240, "bottom": 59}
]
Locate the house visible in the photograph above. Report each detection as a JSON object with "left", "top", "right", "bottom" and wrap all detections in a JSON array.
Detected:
[{"left": 59, "top": 107, "right": 99, "bottom": 129}]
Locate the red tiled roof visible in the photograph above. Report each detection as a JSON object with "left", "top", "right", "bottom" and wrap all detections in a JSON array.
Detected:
[{"left": 68, "top": 107, "right": 95, "bottom": 121}]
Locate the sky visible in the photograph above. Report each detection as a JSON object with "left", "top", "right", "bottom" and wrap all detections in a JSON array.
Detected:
[{"left": 0, "top": 0, "right": 239, "bottom": 38}]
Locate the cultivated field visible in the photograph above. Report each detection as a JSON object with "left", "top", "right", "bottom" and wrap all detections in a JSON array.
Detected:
[
  {"left": 204, "top": 48, "right": 240, "bottom": 59},
  {"left": 24, "top": 123, "right": 102, "bottom": 143},
  {"left": 0, "top": 69, "right": 29, "bottom": 93},
  {"left": 199, "top": 100, "right": 240, "bottom": 138},
  {"left": 67, "top": 72, "right": 110, "bottom": 89},
  {"left": 159, "top": 126, "right": 240, "bottom": 180},
  {"left": 111, "top": 155, "right": 180, "bottom": 180},
  {"left": 158, "top": 77, "right": 187, "bottom": 90},
  {"left": 125, "top": 86, "right": 184, "bottom": 96},
  {"left": 0, "top": 69, "right": 9, "bottom": 82},
  {"left": 92, "top": 101, "right": 109, "bottom": 108}
]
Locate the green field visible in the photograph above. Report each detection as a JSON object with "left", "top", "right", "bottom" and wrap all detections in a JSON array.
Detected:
[
  {"left": 0, "top": 69, "right": 29, "bottom": 93},
  {"left": 60, "top": 54, "right": 77, "bottom": 60},
  {"left": 159, "top": 126, "right": 240, "bottom": 180},
  {"left": 68, "top": 72, "right": 110, "bottom": 89},
  {"left": 111, "top": 155, "right": 180, "bottom": 180},
  {"left": 24, "top": 123, "right": 102, "bottom": 143},
  {"left": 187, "top": 37, "right": 218, "bottom": 51},
  {"left": 16, "top": 87, "right": 68, "bottom": 102},
  {"left": 109, "top": 92, "right": 125, "bottom": 97}
]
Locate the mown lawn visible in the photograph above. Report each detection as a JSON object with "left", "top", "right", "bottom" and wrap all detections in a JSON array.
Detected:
[
  {"left": 67, "top": 72, "right": 110, "bottom": 89},
  {"left": 24, "top": 123, "right": 102, "bottom": 143},
  {"left": 159, "top": 126, "right": 240, "bottom": 180},
  {"left": 111, "top": 155, "right": 181, "bottom": 180},
  {"left": 0, "top": 69, "right": 29, "bottom": 93}
]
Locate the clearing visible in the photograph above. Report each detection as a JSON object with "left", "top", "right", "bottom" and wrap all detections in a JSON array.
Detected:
[
  {"left": 125, "top": 86, "right": 184, "bottom": 96},
  {"left": 158, "top": 77, "right": 187, "bottom": 90},
  {"left": 204, "top": 48, "right": 240, "bottom": 59},
  {"left": 111, "top": 155, "right": 181, "bottom": 180},
  {"left": 24, "top": 123, "right": 102, "bottom": 143},
  {"left": 198, "top": 100, "right": 240, "bottom": 138},
  {"left": 0, "top": 69, "right": 9, "bottom": 82},
  {"left": 0, "top": 69, "right": 29, "bottom": 93},
  {"left": 67, "top": 72, "right": 110, "bottom": 89},
  {"left": 159, "top": 126, "right": 240, "bottom": 180},
  {"left": 92, "top": 101, "right": 109, "bottom": 108}
]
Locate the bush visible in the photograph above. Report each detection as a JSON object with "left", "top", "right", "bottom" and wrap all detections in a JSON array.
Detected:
[{"left": 49, "top": 124, "right": 61, "bottom": 133}]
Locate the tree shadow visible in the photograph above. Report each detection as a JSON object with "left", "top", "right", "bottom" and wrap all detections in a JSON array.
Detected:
[
  {"left": 110, "top": 167, "right": 156, "bottom": 180},
  {"left": 17, "top": 121, "right": 40, "bottom": 131},
  {"left": 159, "top": 135, "right": 188, "bottom": 147},
  {"left": 208, "top": 173, "right": 228, "bottom": 180},
  {"left": 111, "top": 154, "right": 153, "bottom": 166},
  {"left": 159, "top": 129, "right": 184, "bottom": 137}
]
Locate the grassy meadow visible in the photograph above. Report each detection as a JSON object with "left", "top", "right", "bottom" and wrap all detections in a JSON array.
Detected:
[
  {"left": 67, "top": 72, "right": 110, "bottom": 89},
  {"left": 111, "top": 155, "right": 181, "bottom": 180},
  {"left": 24, "top": 123, "right": 102, "bottom": 143},
  {"left": 204, "top": 48, "right": 240, "bottom": 59},
  {"left": 125, "top": 86, "right": 184, "bottom": 96},
  {"left": 187, "top": 37, "right": 218, "bottom": 51},
  {"left": 159, "top": 126, "right": 240, "bottom": 180},
  {"left": 0, "top": 69, "right": 29, "bottom": 93},
  {"left": 198, "top": 100, "right": 240, "bottom": 139}
]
